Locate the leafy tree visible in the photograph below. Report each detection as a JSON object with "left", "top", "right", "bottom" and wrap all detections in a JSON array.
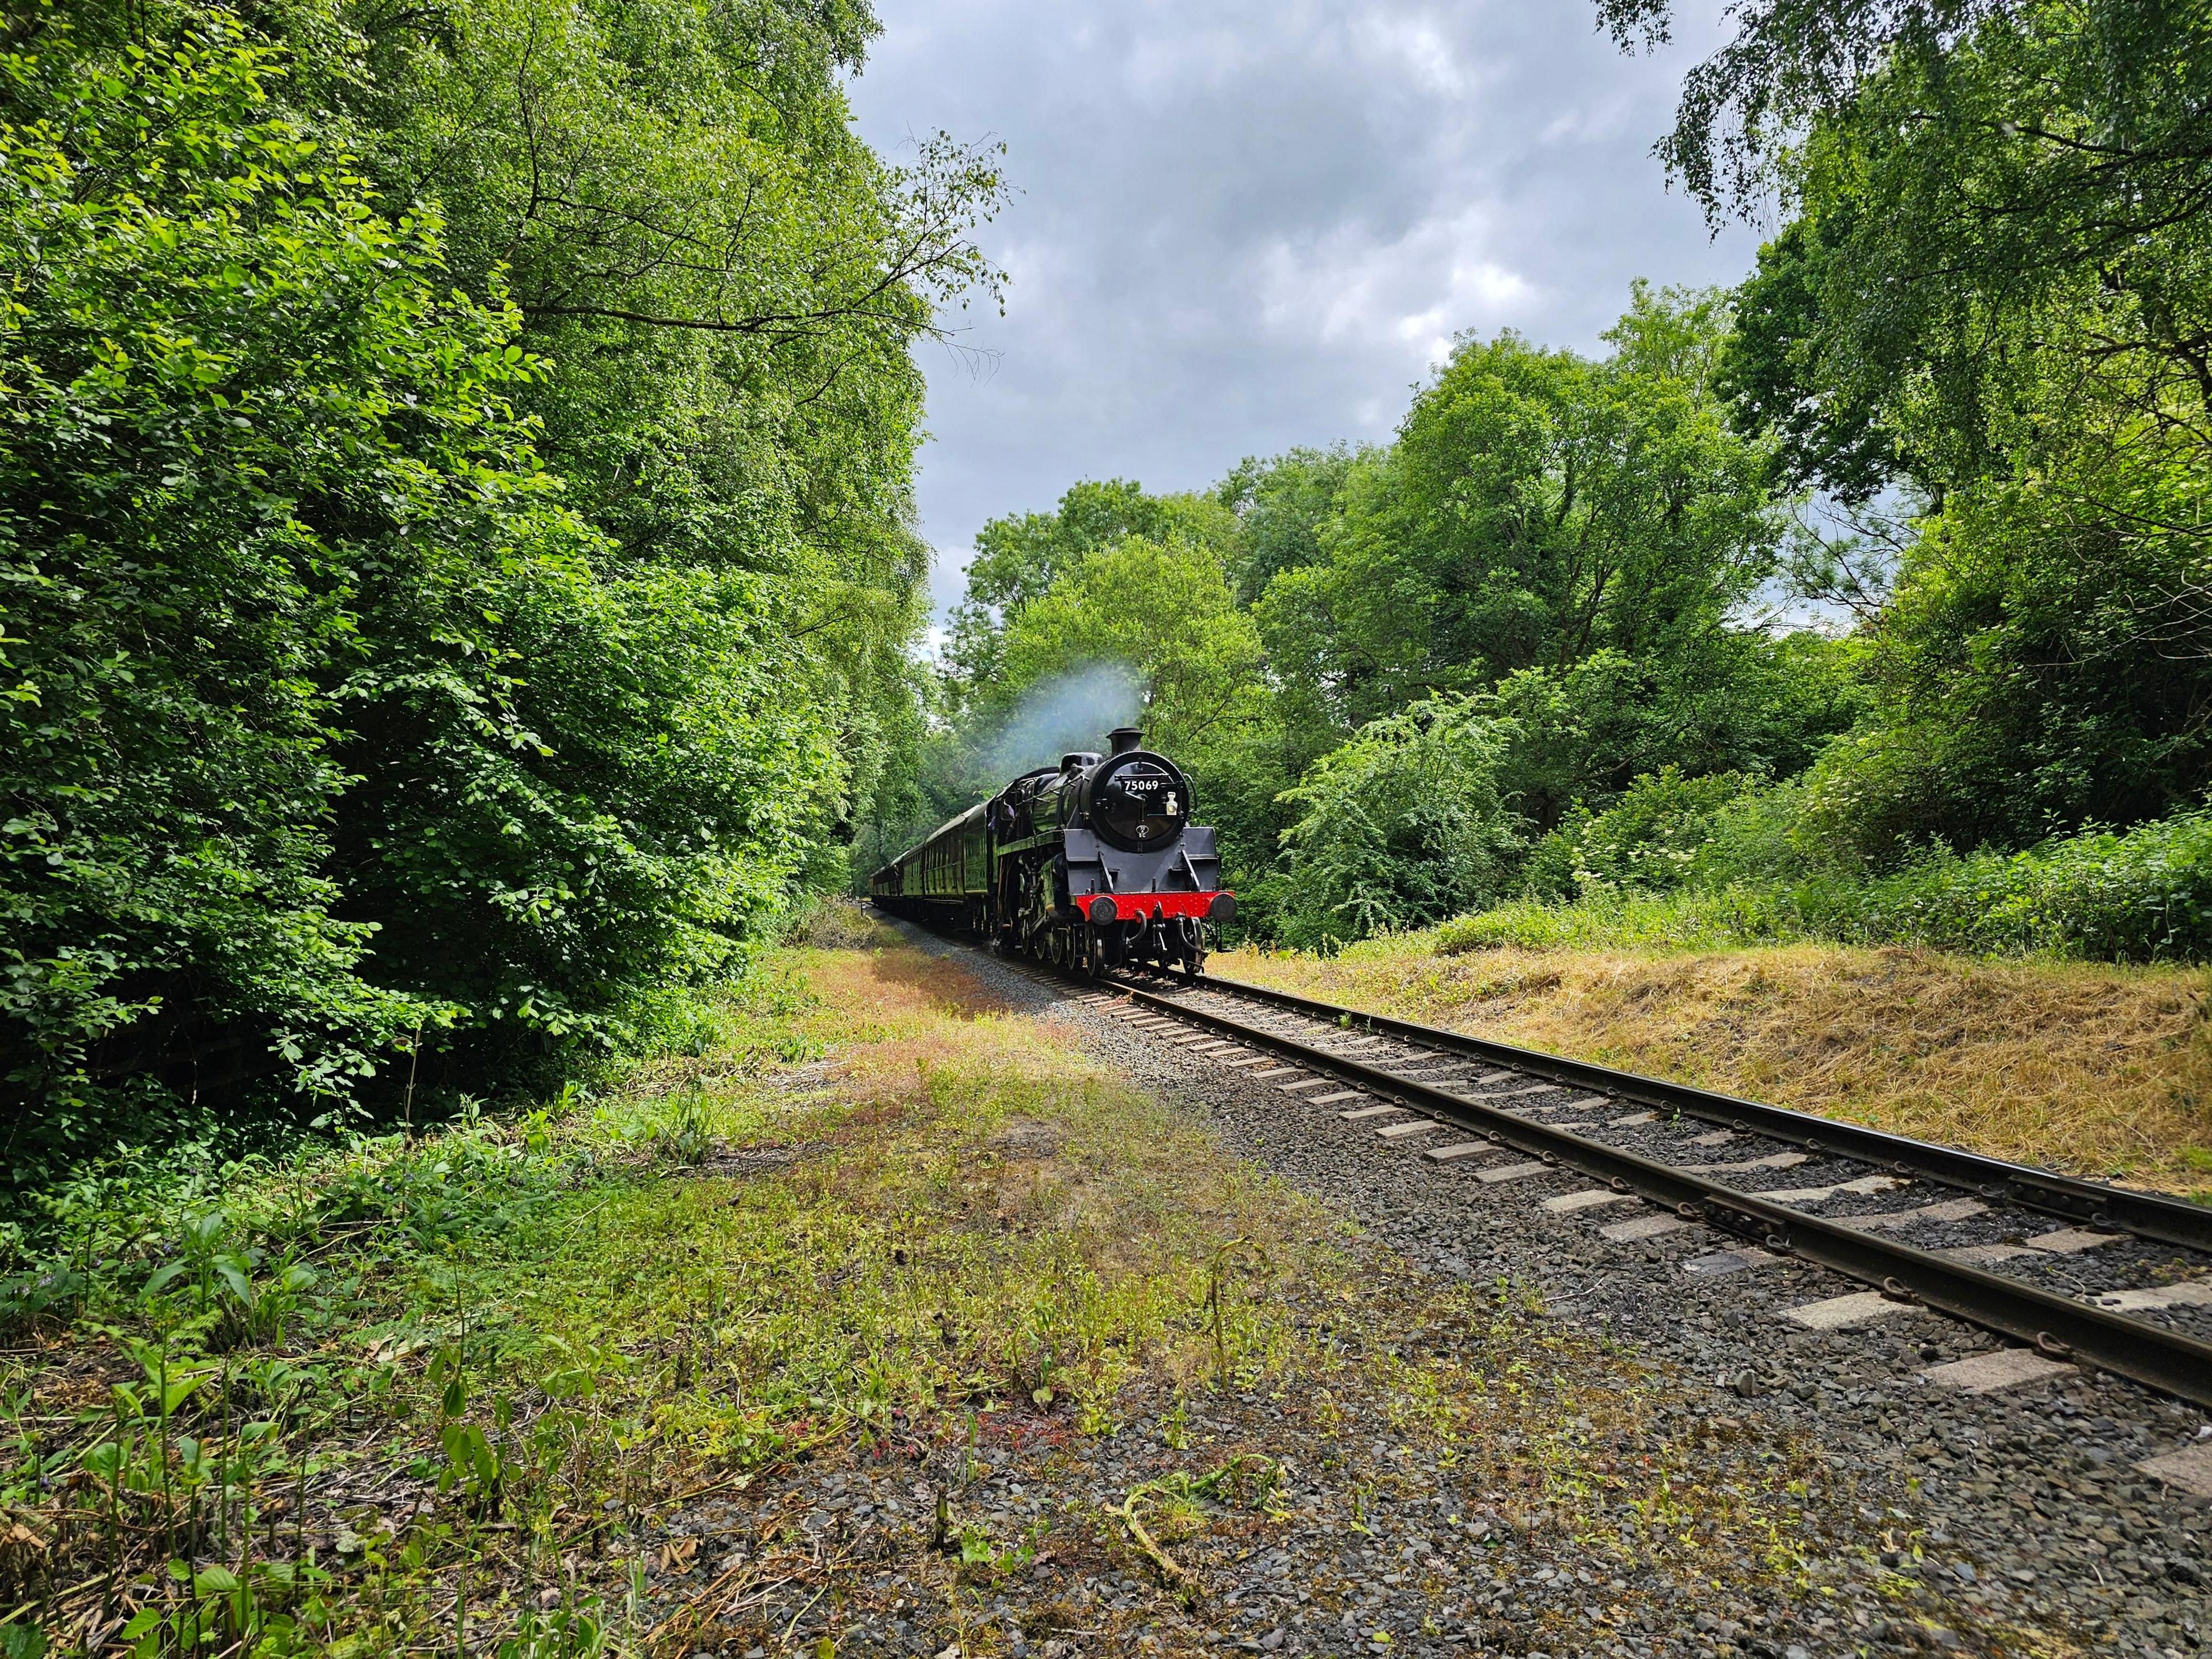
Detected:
[
  {"left": 1, "top": 0, "right": 997, "bottom": 1195},
  {"left": 1787, "top": 449, "right": 2212, "bottom": 863},
  {"left": 1718, "top": 214, "right": 1900, "bottom": 502},
  {"left": 1596, "top": 1, "right": 2206, "bottom": 241},
  {"left": 1217, "top": 444, "right": 1363, "bottom": 603},
  {"left": 1257, "top": 286, "right": 1780, "bottom": 736},
  {"left": 1493, "top": 630, "right": 1865, "bottom": 832},
  {"left": 995, "top": 535, "right": 1263, "bottom": 755},
  {"left": 1612, "top": 1, "right": 2212, "bottom": 853},
  {"left": 945, "top": 479, "right": 1239, "bottom": 691},
  {"left": 2, "top": 13, "right": 535, "bottom": 1173},
  {"left": 343, "top": 0, "right": 1002, "bottom": 840},
  {"left": 934, "top": 288, "right": 1861, "bottom": 944}
]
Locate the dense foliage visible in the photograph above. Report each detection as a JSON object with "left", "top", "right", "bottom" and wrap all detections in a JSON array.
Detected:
[
  {"left": 923, "top": 287, "right": 1862, "bottom": 946},
  {"left": 1596, "top": 1, "right": 2212, "bottom": 848},
  {"left": 1, "top": 0, "right": 1001, "bottom": 1206},
  {"left": 913, "top": 0, "right": 2212, "bottom": 964},
  {"left": 21, "top": 0, "right": 2212, "bottom": 1219}
]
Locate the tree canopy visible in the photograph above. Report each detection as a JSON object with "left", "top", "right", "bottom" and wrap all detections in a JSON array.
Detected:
[
  {"left": 923, "top": 286, "right": 1861, "bottom": 945},
  {"left": 1, "top": 0, "right": 1002, "bottom": 1198},
  {"left": 1602, "top": 0, "right": 2212, "bottom": 854}
]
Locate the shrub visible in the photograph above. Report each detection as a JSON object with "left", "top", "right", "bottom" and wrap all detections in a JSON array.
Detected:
[
  {"left": 1275, "top": 695, "right": 1525, "bottom": 949},
  {"left": 1437, "top": 808, "right": 2212, "bottom": 963},
  {"left": 1527, "top": 766, "right": 1759, "bottom": 897},
  {"left": 1824, "top": 810, "right": 2212, "bottom": 960}
]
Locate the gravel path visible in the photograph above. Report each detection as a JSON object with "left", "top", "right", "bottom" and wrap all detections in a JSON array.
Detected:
[{"left": 648, "top": 931, "right": 2211, "bottom": 1658}]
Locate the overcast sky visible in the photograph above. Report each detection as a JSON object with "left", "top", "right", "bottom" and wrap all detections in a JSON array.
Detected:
[{"left": 846, "top": 1, "right": 1763, "bottom": 616}]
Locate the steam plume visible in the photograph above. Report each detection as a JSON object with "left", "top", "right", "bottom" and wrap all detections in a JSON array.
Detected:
[{"left": 980, "top": 662, "right": 1142, "bottom": 776}]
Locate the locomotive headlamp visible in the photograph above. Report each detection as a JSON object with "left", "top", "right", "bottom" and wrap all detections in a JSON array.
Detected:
[{"left": 1088, "top": 895, "right": 1120, "bottom": 925}]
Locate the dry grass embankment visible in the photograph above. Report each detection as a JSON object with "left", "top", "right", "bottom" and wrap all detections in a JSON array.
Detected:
[{"left": 1213, "top": 933, "right": 2212, "bottom": 1198}]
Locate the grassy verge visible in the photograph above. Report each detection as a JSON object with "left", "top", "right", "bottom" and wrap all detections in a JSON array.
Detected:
[
  {"left": 1214, "top": 928, "right": 2212, "bottom": 1198},
  {"left": 3, "top": 923, "right": 1978, "bottom": 1657}
]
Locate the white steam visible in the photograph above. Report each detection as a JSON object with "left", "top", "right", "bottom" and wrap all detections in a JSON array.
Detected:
[{"left": 980, "top": 662, "right": 1143, "bottom": 776}]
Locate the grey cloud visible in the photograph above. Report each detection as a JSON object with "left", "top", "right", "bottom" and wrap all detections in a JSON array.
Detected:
[{"left": 848, "top": 1, "right": 1762, "bottom": 614}]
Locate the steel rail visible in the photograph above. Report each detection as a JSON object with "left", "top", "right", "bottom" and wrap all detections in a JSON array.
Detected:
[
  {"left": 1158, "top": 972, "right": 2212, "bottom": 1255},
  {"left": 1112, "top": 980, "right": 2212, "bottom": 1411}
]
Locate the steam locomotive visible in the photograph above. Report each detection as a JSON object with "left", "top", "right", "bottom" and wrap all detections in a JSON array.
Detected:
[{"left": 869, "top": 727, "right": 1234, "bottom": 975}]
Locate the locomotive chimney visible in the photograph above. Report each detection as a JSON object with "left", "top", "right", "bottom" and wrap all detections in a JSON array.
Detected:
[{"left": 1108, "top": 726, "right": 1143, "bottom": 755}]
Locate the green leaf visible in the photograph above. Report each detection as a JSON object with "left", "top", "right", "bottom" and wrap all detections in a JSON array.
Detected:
[{"left": 214, "top": 1260, "right": 255, "bottom": 1307}]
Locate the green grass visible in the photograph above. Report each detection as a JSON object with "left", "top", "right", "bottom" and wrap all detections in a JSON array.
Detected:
[
  {"left": 0, "top": 941, "right": 1345, "bottom": 1656},
  {"left": 1432, "top": 890, "right": 1789, "bottom": 955},
  {"left": 1427, "top": 807, "right": 2212, "bottom": 964}
]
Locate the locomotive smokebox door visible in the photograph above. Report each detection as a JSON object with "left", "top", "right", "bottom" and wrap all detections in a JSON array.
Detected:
[{"left": 1087, "top": 753, "right": 1187, "bottom": 852}]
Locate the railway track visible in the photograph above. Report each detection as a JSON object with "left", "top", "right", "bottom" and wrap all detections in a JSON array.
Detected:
[{"left": 1032, "top": 958, "right": 2212, "bottom": 1425}]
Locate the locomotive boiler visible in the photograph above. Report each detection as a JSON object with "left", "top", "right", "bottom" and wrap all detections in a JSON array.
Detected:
[{"left": 868, "top": 727, "right": 1234, "bottom": 975}]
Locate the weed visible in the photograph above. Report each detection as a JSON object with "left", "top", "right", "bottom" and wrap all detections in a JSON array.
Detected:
[
  {"left": 1203, "top": 1236, "right": 1270, "bottom": 1389},
  {"left": 649, "top": 1086, "right": 718, "bottom": 1166}
]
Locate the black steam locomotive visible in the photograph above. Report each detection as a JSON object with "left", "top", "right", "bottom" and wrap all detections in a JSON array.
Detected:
[{"left": 869, "top": 727, "right": 1234, "bottom": 975}]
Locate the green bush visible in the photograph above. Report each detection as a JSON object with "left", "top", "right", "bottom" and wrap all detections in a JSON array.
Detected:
[
  {"left": 1527, "top": 766, "right": 1759, "bottom": 897},
  {"left": 1274, "top": 695, "right": 1526, "bottom": 949},
  {"left": 1816, "top": 810, "right": 2212, "bottom": 960},
  {"left": 1438, "top": 808, "right": 2212, "bottom": 963}
]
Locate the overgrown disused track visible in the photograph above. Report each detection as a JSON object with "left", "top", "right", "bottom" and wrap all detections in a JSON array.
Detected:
[{"left": 1023, "top": 957, "right": 2212, "bottom": 1419}]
